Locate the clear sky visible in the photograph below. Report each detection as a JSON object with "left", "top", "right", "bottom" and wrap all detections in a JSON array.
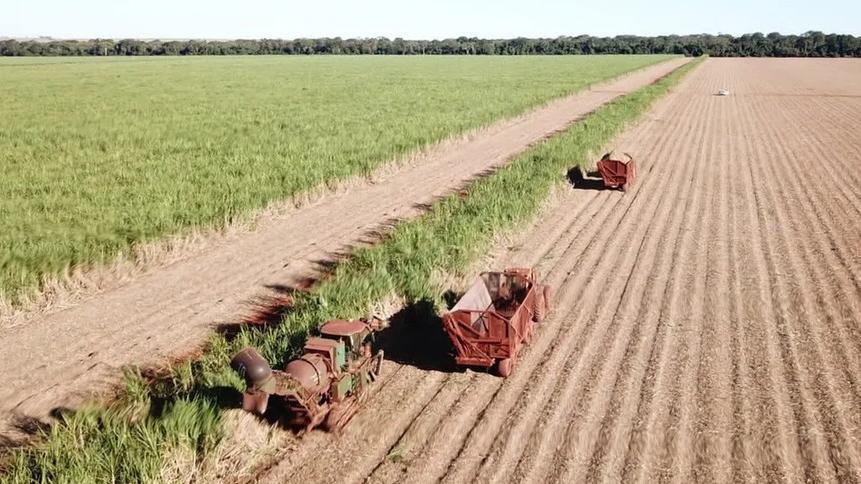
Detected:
[{"left": 2, "top": 0, "right": 859, "bottom": 40}]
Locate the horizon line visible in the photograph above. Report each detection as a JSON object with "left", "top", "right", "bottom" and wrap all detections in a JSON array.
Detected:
[{"left": 2, "top": 31, "right": 858, "bottom": 43}]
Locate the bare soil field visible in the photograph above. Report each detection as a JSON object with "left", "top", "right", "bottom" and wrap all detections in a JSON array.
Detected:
[
  {"left": 0, "top": 59, "right": 689, "bottom": 430},
  {"left": 257, "top": 58, "right": 861, "bottom": 483}
]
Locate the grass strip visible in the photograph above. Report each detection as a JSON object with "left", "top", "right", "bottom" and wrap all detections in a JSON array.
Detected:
[{"left": 1, "top": 57, "right": 702, "bottom": 484}]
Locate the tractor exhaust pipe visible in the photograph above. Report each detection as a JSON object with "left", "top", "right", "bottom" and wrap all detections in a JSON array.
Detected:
[{"left": 231, "top": 347, "right": 274, "bottom": 414}]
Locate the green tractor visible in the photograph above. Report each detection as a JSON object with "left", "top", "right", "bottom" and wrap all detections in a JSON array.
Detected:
[{"left": 231, "top": 319, "right": 384, "bottom": 433}]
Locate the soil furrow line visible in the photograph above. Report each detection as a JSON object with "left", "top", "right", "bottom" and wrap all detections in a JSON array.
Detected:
[
  {"left": 745, "top": 91, "right": 861, "bottom": 480},
  {"left": 640, "top": 91, "right": 713, "bottom": 484},
  {"left": 726, "top": 138, "right": 756, "bottom": 483},
  {"left": 689, "top": 86, "right": 734, "bottom": 483},
  {"left": 572, "top": 77, "right": 717, "bottom": 484},
  {"left": 772, "top": 94, "right": 861, "bottom": 290},
  {"left": 713, "top": 85, "right": 738, "bottom": 482},
  {"left": 615, "top": 106, "right": 713, "bottom": 482},
  {"left": 365, "top": 372, "right": 480, "bottom": 483},
  {"left": 736, "top": 86, "right": 826, "bottom": 483},
  {"left": 511, "top": 71, "right": 712, "bottom": 484},
  {"left": 759, "top": 92, "right": 861, "bottom": 375},
  {"left": 614, "top": 72, "right": 711, "bottom": 483}
]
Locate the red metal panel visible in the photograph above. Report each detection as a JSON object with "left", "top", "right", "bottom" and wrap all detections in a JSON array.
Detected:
[
  {"left": 441, "top": 268, "right": 539, "bottom": 375},
  {"left": 597, "top": 152, "right": 636, "bottom": 191}
]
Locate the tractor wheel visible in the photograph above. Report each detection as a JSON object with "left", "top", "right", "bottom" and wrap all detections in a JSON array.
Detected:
[
  {"left": 497, "top": 358, "right": 514, "bottom": 378},
  {"left": 533, "top": 286, "right": 547, "bottom": 323}
]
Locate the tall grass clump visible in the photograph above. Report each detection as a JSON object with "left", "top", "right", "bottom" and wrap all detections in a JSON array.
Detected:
[
  {"left": 0, "top": 58, "right": 701, "bottom": 483},
  {"left": 0, "top": 55, "right": 674, "bottom": 305}
]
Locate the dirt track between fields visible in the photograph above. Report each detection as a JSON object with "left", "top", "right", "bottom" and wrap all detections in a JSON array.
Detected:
[
  {"left": 0, "top": 58, "right": 690, "bottom": 432},
  {"left": 256, "top": 58, "right": 861, "bottom": 483}
]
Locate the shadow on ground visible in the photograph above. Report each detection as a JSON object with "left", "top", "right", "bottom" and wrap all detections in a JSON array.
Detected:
[
  {"left": 374, "top": 299, "right": 460, "bottom": 373},
  {"left": 567, "top": 166, "right": 608, "bottom": 191}
]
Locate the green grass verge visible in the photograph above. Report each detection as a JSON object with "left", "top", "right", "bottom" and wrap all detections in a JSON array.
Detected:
[
  {"left": 0, "top": 57, "right": 702, "bottom": 484},
  {"left": 0, "top": 55, "right": 674, "bottom": 304}
]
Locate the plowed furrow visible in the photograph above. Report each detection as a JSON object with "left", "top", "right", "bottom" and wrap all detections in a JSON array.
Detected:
[
  {"left": 557, "top": 85, "right": 716, "bottom": 484},
  {"left": 613, "top": 88, "right": 712, "bottom": 483},
  {"left": 736, "top": 89, "right": 813, "bottom": 483},
  {"left": 430, "top": 173, "right": 654, "bottom": 483},
  {"left": 367, "top": 372, "right": 480, "bottom": 483},
  {"left": 777, "top": 95, "right": 861, "bottom": 289},
  {"left": 577, "top": 93, "right": 717, "bottom": 484},
  {"left": 760, "top": 94, "right": 861, "bottom": 381},
  {"left": 746, "top": 90, "right": 861, "bottom": 480},
  {"left": 523, "top": 87, "right": 712, "bottom": 484}
]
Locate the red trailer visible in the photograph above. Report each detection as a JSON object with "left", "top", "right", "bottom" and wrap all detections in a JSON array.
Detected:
[
  {"left": 597, "top": 151, "right": 637, "bottom": 191},
  {"left": 442, "top": 268, "right": 551, "bottom": 377}
]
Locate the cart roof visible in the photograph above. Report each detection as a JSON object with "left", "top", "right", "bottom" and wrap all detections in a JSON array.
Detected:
[{"left": 320, "top": 319, "right": 367, "bottom": 337}]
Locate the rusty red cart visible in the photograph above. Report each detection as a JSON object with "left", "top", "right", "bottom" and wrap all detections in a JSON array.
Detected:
[
  {"left": 597, "top": 151, "right": 637, "bottom": 191},
  {"left": 442, "top": 268, "right": 551, "bottom": 377}
]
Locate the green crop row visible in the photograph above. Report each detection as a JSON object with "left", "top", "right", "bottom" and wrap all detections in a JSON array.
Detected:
[
  {"left": 0, "top": 55, "right": 672, "bottom": 305},
  {"left": 0, "top": 58, "right": 701, "bottom": 483}
]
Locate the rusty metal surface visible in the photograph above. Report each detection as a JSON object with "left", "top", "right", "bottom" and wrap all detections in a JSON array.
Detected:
[
  {"left": 597, "top": 152, "right": 637, "bottom": 191},
  {"left": 285, "top": 354, "right": 330, "bottom": 390},
  {"left": 231, "top": 318, "right": 384, "bottom": 433},
  {"left": 231, "top": 347, "right": 273, "bottom": 388},
  {"left": 442, "top": 267, "right": 544, "bottom": 377}
]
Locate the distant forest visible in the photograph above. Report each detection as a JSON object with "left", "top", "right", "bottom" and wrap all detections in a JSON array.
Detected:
[{"left": 2, "top": 32, "right": 860, "bottom": 57}]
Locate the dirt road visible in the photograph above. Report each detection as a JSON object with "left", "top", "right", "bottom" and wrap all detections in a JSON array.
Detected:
[
  {"left": 258, "top": 58, "right": 861, "bottom": 483},
  {"left": 0, "top": 58, "right": 690, "bottom": 429}
]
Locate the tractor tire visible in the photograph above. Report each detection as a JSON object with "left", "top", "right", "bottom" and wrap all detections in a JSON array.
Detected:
[
  {"left": 533, "top": 286, "right": 547, "bottom": 323},
  {"left": 497, "top": 358, "right": 514, "bottom": 378}
]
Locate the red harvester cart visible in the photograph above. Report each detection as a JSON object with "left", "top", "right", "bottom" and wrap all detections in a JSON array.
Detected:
[
  {"left": 597, "top": 151, "right": 637, "bottom": 191},
  {"left": 442, "top": 268, "right": 551, "bottom": 377}
]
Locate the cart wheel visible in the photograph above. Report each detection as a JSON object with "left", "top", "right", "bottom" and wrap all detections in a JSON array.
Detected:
[
  {"left": 497, "top": 358, "right": 514, "bottom": 378},
  {"left": 542, "top": 284, "right": 553, "bottom": 313},
  {"left": 524, "top": 323, "right": 534, "bottom": 344},
  {"left": 622, "top": 182, "right": 629, "bottom": 192},
  {"left": 533, "top": 286, "right": 547, "bottom": 323}
]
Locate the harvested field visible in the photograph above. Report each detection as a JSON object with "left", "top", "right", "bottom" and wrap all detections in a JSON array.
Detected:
[{"left": 258, "top": 58, "right": 861, "bottom": 483}]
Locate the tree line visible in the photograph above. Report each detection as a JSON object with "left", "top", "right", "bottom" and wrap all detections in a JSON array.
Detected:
[{"left": 2, "top": 32, "right": 859, "bottom": 57}]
